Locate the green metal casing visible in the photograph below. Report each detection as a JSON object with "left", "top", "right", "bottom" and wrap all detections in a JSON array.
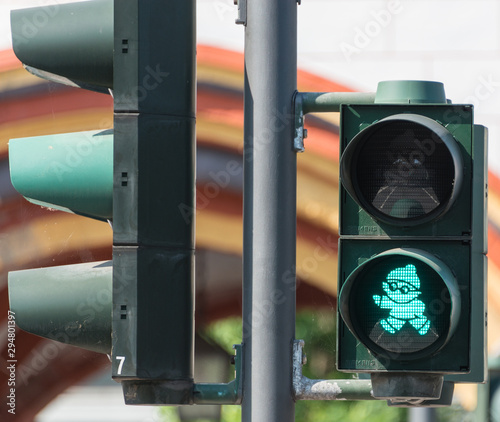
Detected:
[
  {"left": 9, "top": 130, "right": 113, "bottom": 221},
  {"left": 340, "top": 104, "right": 473, "bottom": 238},
  {"left": 11, "top": 0, "right": 113, "bottom": 93},
  {"left": 8, "top": 1, "right": 115, "bottom": 357},
  {"left": 111, "top": 0, "right": 196, "bottom": 404},
  {"left": 337, "top": 104, "right": 487, "bottom": 380},
  {"left": 447, "top": 124, "right": 488, "bottom": 383},
  {"left": 8, "top": 0, "right": 197, "bottom": 403},
  {"left": 8, "top": 262, "right": 112, "bottom": 354}
]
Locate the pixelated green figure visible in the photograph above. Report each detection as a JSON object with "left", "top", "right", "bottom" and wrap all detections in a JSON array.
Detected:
[{"left": 372, "top": 264, "right": 430, "bottom": 335}]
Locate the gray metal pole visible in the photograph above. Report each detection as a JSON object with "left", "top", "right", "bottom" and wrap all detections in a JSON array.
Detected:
[
  {"left": 408, "top": 408, "right": 436, "bottom": 422},
  {"left": 242, "top": 0, "right": 297, "bottom": 420}
]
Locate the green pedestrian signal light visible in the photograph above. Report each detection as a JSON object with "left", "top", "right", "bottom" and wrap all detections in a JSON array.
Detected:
[{"left": 339, "top": 249, "right": 460, "bottom": 361}]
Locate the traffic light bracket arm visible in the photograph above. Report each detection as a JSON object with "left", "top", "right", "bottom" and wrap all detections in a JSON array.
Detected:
[
  {"left": 293, "top": 91, "right": 376, "bottom": 152},
  {"left": 192, "top": 344, "right": 243, "bottom": 405},
  {"left": 292, "top": 340, "right": 375, "bottom": 401},
  {"left": 123, "top": 344, "right": 243, "bottom": 405}
]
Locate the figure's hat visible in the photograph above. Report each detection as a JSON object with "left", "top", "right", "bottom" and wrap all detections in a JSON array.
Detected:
[{"left": 387, "top": 264, "right": 420, "bottom": 290}]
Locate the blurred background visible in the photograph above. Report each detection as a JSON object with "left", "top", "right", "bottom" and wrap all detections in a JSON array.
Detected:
[{"left": 1, "top": 0, "right": 500, "bottom": 420}]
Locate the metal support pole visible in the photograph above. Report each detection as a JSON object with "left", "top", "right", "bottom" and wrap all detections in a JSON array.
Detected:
[
  {"left": 408, "top": 408, "right": 437, "bottom": 422},
  {"left": 242, "top": 0, "right": 297, "bottom": 420}
]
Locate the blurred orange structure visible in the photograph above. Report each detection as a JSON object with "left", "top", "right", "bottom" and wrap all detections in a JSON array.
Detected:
[{"left": 0, "top": 46, "right": 496, "bottom": 420}]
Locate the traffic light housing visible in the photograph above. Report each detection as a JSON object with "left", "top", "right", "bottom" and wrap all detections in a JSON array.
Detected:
[
  {"left": 8, "top": 0, "right": 196, "bottom": 405},
  {"left": 8, "top": 0, "right": 115, "bottom": 356},
  {"left": 337, "top": 82, "right": 487, "bottom": 388}
]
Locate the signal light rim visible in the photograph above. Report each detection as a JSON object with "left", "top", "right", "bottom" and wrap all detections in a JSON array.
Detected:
[
  {"left": 340, "top": 113, "right": 464, "bottom": 227},
  {"left": 338, "top": 247, "right": 461, "bottom": 362}
]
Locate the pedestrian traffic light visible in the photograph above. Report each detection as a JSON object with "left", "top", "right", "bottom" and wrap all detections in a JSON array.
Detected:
[
  {"left": 337, "top": 81, "right": 487, "bottom": 386},
  {"left": 8, "top": 0, "right": 197, "bottom": 405}
]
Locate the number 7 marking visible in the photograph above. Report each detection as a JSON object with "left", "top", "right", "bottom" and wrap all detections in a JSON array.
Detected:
[{"left": 116, "top": 356, "right": 126, "bottom": 375}]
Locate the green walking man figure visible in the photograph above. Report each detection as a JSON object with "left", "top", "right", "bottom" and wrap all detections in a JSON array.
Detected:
[{"left": 373, "top": 264, "right": 431, "bottom": 335}]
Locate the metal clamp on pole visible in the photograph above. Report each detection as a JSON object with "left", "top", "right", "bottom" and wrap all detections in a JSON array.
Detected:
[
  {"left": 293, "top": 91, "right": 376, "bottom": 152},
  {"left": 292, "top": 340, "right": 375, "bottom": 401},
  {"left": 234, "top": 0, "right": 247, "bottom": 25}
]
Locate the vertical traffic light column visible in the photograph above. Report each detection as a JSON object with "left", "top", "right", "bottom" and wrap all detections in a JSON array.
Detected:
[
  {"left": 337, "top": 81, "right": 487, "bottom": 403},
  {"left": 111, "top": 0, "right": 196, "bottom": 404}
]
